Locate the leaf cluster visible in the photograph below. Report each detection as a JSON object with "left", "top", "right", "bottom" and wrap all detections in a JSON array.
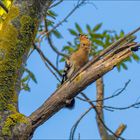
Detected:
[{"left": 61, "top": 23, "right": 140, "bottom": 71}]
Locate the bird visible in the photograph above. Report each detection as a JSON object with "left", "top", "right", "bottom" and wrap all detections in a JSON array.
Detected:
[{"left": 61, "top": 34, "right": 91, "bottom": 108}]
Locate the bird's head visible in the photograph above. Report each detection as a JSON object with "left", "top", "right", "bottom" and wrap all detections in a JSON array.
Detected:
[{"left": 79, "top": 34, "right": 91, "bottom": 52}]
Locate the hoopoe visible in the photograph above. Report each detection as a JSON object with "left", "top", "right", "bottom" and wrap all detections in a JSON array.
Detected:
[{"left": 61, "top": 34, "right": 91, "bottom": 108}]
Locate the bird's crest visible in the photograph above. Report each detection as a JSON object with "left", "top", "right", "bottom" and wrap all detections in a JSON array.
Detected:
[{"left": 79, "top": 34, "right": 91, "bottom": 46}]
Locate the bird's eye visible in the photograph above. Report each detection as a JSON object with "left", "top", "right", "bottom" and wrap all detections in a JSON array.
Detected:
[{"left": 82, "top": 43, "right": 86, "bottom": 46}]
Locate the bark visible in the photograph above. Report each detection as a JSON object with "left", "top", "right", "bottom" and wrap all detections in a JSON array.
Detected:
[
  {"left": 0, "top": 0, "right": 52, "bottom": 139},
  {"left": 96, "top": 78, "right": 109, "bottom": 139},
  {"left": 95, "top": 78, "right": 126, "bottom": 140},
  {"left": 29, "top": 40, "right": 138, "bottom": 133}
]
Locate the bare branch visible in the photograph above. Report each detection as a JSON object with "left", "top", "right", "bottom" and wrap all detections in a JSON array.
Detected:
[
  {"left": 34, "top": 43, "right": 62, "bottom": 82},
  {"left": 44, "top": 18, "right": 69, "bottom": 58},
  {"left": 69, "top": 107, "right": 92, "bottom": 140},
  {"left": 76, "top": 80, "right": 131, "bottom": 103},
  {"left": 115, "top": 124, "right": 127, "bottom": 137},
  {"left": 80, "top": 93, "right": 125, "bottom": 140},
  {"left": 40, "top": 0, "right": 86, "bottom": 37},
  {"left": 103, "top": 101, "right": 140, "bottom": 111},
  {"left": 95, "top": 78, "right": 109, "bottom": 139},
  {"left": 0, "top": 0, "right": 8, "bottom": 13}
]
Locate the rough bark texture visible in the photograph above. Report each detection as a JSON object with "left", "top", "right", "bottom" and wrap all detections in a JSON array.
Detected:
[
  {"left": 29, "top": 42, "right": 136, "bottom": 133},
  {"left": 96, "top": 78, "right": 109, "bottom": 139},
  {"left": 0, "top": 0, "right": 52, "bottom": 139}
]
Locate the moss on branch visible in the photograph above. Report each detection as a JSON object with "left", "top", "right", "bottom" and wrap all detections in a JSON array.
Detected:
[{"left": 0, "top": 5, "right": 38, "bottom": 111}]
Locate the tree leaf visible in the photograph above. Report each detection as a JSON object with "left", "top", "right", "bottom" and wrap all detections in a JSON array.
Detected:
[
  {"left": 86, "top": 24, "right": 91, "bottom": 33},
  {"left": 68, "top": 29, "right": 78, "bottom": 36},
  {"left": 93, "top": 39, "right": 104, "bottom": 46},
  {"left": 52, "top": 30, "right": 62, "bottom": 38},
  {"left": 132, "top": 53, "right": 140, "bottom": 62},
  {"left": 21, "top": 75, "right": 30, "bottom": 83},
  {"left": 93, "top": 23, "right": 102, "bottom": 32},
  {"left": 75, "top": 23, "right": 82, "bottom": 33},
  {"left": 22, "top": 83, "right": 31, "bottom": 92},
  {"left": 24, "top": 68, "right": 37, "bottom": 84}
]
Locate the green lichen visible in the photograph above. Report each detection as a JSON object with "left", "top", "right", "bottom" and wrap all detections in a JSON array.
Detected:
[
  {"left": 0, "top": 6, "right": 19, "bottom": 111},
  {"left": 2, "top": 113, "right": 28, "bottom": 136},
  {"left": 0, "top": 5, "right": 38, "bottom": 111}
]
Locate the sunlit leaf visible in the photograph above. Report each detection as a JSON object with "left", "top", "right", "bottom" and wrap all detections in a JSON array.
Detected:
[
  {"left": 93, "top": 23, "right": 102, "bottom": 32},
  {"left": 52, "top": 30, "right": 62, "bottom": 38},
  {"left": 86, "top": 24, "right": 91, "bottom": 33},
  {"left": 68, "top": 29, "right": 78, "bottom": 36},
  {"left": 24, "top": 68, "right": 37, "bottom": 84},
  {"left": 21, "top": 75, "right": 30, "bottom": 83},
  {"left": 75, "top": 23, "right": 82, "bottom": 33},
  {"left": 132, "top": 53, "right": 140, "bottom": 62}
]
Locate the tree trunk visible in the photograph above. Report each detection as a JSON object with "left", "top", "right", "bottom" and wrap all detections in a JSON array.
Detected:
[{"left": 0, "top": 0, "right": 52, "bottom": 139}]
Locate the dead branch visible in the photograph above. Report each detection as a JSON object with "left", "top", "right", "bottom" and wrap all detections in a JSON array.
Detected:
[
  {"left": 71, "top": 27, "right": 140, "bottom": 80},
  {"left": 115, "top": 124, "right": 127, "bottom": 137},
  {"left": 28, "top": 27, "right": 140, "bottom": 134}
]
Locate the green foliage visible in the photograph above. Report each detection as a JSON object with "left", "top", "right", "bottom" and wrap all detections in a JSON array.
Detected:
[
  {"left": 21, "top": 68, "right": 37, "bottom": 92},
  {"left": 60, "top": 23, "right": 140, "bottom": 71},
  {"left": 68, "top": 29, "right": 78, "bottom": 36},
  {"left": 92, "top": 23, "right": 102, "bottom": 32},
  {"left": 75, "top": 23, "right": 83, "bottom": 33}
]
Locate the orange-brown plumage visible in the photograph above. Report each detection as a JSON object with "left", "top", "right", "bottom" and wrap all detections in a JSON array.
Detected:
[
  {"left": 65, "top": 34, "right": 91, "bottom": 79},
  {"left": 61, "top": 34, "right": 91, "bottom": 108}
]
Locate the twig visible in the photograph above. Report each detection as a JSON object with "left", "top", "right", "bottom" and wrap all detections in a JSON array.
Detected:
[
  {"left": 34, "top": 44, "right": 61, "bottom": 82},
  {"left": 40, "top": 0, "right": 86, "bottom": 38},
  {"left": 69, "top": 107, "right": 92, "bottom": 140},
  {"left": 103, "top": 101, "right": 140, "bottom": 111},
  {"left": 27, "top": 48, "right": 35, "bottom": 60},
  {"left": 80, "top": 93, "right": 125, "bottom": 140},
  {"left": 49, "top": 0, "right": 63, "bottom": 9},
  {"left": 0, "top": 0, "right": 8, "bottom": 13},
  {"left": 34, "top": 43, "right": 62, "bottom": 77},
  {"left": 44, "top": 18, "right": 69, "bottom": 58},
  {"left": 76, "top": 80, "right": 131, "bottom": 103}
]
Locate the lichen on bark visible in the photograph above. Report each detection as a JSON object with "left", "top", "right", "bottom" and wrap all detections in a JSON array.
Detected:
[
  {"left": 0, "top": 5, "right": 38, "bottom": 137},
  {"left": 0, "top": 5, "right": 38, "bottom": 111}
]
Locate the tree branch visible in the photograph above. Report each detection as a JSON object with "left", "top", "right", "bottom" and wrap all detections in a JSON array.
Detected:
[
  {"left": 69, "top": 107, "right": 93, "bottom": 140},
  {"left": 44, "top": 18, "right": 69, "bottom": 58},
  {"left": 34, "top": 43, "right": 62, "bottom": 78},
  {"left": 40, "top": 0, "right": 86, "bottom": 37},
  {"left": 71, "top": 27, "right": 140, "bottom": 81},
  {"left": 95, "top": 78, "right": 109, "bottom": 139},
  {"left": 76, "top": 80, "right": 131, "bottom": 103},
  {"left": 80, "top": 93, "right": 125, "bottom": 140},
  {"left": 28, "top": 28, "right": 140, "bottom": 133}
]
